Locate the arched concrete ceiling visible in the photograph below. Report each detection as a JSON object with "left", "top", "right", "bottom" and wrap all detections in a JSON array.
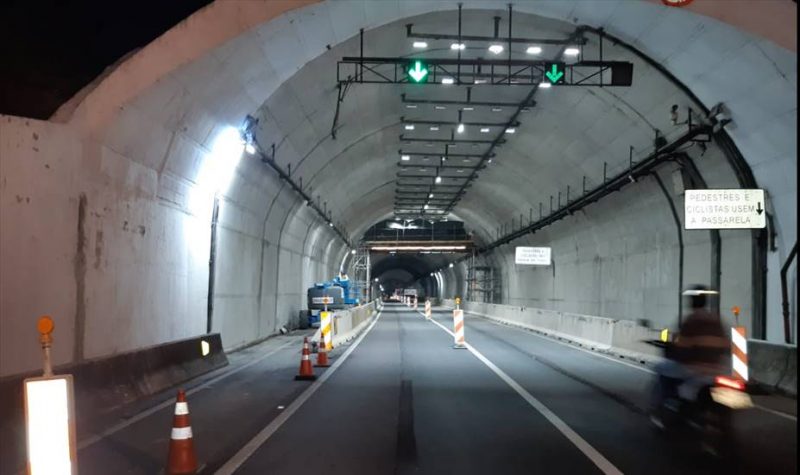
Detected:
[
  {"left": 62, "top": 0, "right": 796, "bottom": 253},
  {"left": 249, "top": 8, "right": 718, "bottom": 244}
]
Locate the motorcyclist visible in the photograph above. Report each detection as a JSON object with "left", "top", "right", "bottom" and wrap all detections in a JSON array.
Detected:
[{"left": 650, "top": 284, "right": 729, "bottom": 428}]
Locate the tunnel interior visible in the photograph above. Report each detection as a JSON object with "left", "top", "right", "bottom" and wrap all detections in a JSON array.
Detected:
[
  {"left": 0, "top": 2, "right": 797, "bottom": 474},
  {"left": 0, "top": 0, "right": 795, "bottom": 379}
]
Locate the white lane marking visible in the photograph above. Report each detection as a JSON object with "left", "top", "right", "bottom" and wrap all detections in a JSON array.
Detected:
[
  {"left": 77, "top": 339, "right": 295, "bottom": 449},
  {"left": 753, "top": 404, "right": 797, "bottom": 421},
  {"left": 214, "top": 310, "right": 383, "bottom": 475},
  {"left": 419, "top": 310, "right": 652, "bottom": 374},
  {"left": 426, "top": 316, "right": 624, "bottom": 475},
  {"left": 431, "top": 310, "right": 798, "bottom": 423}
]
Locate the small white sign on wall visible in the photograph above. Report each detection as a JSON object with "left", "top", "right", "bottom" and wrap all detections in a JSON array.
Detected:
[{"left": 515, "top": 246, "right": 551, "bottom": 266}]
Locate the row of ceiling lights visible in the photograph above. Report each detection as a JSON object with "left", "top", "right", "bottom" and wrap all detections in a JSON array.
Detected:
[
  {"left": 403, "top": 124, "right": 515, "bottom": 134},
  {"left": 412, "top": 40, "right": 580, "bottom": 57}
]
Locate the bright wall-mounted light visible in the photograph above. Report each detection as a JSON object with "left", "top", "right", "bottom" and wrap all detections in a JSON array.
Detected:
[
  {"left": 456, "top": 124, "right": 465, "bottom": 134},
  {"left": 488, "top": 44, "right": 504, "bottom": 54},
  {"left": 480, "top": 128, "right": 490, "bottom": 133},
  {"left": 450, "top": 43, "right": 466, "bottom": 50},
  {"left": 538, "top": 82, "right": 552, "bottom": 89},
  {"left": 564, "top": 47, "right": 580, "bottom": 56},
  {"left": 435, "top": 176, "right": 442, "bottom": 184},
  {"left": 441, "top": 77, "right": 455, "bottom": 85},
  {"left": 413, "top": 41, "right": 428, "bottom": 48},
  {"left": 526, "top": 46, "right": 542, "bottom": 55},
  {"left": 401, "top": 155, "right": 410, "bottom": 161},
  {"left": 404, "top": 124, "right": 415, "bottom": 130}
]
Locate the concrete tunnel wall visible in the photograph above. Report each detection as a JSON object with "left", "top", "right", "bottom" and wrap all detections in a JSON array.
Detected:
[{"left": 0, "top": 0, "right": 796, "bottom": 378}]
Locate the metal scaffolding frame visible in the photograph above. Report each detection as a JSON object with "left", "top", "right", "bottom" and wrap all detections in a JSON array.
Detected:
[
  {"left": 350, "top": 242, "right": 371, "bottom": 304},
  {"left": 466, "top": 254, "right": 499, "bottom": 303}
]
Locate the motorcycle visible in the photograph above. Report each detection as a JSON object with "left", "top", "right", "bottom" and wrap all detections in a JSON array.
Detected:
[{"left": 645, "top": 339, "right": 753, "bottom": 459}]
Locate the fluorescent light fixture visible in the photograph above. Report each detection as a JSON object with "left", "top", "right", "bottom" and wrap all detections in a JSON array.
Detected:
[
  {"left": 401, "top": 155, "right": 410, "bottom": 161},
  {"left": 505, "top": 128, "right": 516, "bottom": 134},
  {"left": 487, "top": 159, "right": 493, "bottom": 163},
  {"left": 371, "top": 245, "right": 468, "bottom": 251},
  {"left": 441, "top": 77, "right": 455, "bottom": 85},
  {"left": 491, "top": 107, "right": 502, "bottom": 112},
  {"left": 456, "top": 123, "right": 465, "bottom": 133},
  {"left": 429, "top": 193, "right": 434, "bottom": 198},
  {"left": 539, "top": 82, "right": 552, "bottom": 89},
  {"left": 526, "top": 46, "right": 542, "bottom": 55},
  {"left": 435, "top": 176, "right": 442, "bottom": 184},
  {"left": 430, "top": 126, "right": 439, "bottom": 131},
  {"left": 419, "top": 168, "right": 426, "bottom": 171},
  {"left": 424, "top": 204, "right": 429, "bottom": 209},
  {"left": 449, "top": 263, "right": 454, "bottom": 268},
  {"left": 450, "top": 43, "right": 466, "bottom": 50},
  {"left": 404, "top": 124, "right": 415, "bottom": 130},
  {"left": 413, "top": 41, "right": 428, "bottom": 48},
  {"left": 244, "top": 143, "right": 256, "bottom": 155},
  {"left": 441, "top": 156, "right": 447, "bottom": 161},
  {"left": 374, "top": 277, "right": 380, "bottom": 282},
  {"left": 457, "top": 169, "right": 464, "bottom": 173},
  {"left": 329, "top": 222, "right": 334, "bottom": 227},
  {"left": 463, "top": 158, "right": 470, "bottom": 162},
  {"left": 406, "top": 104, "right": 417, "bottom": 109},
  {"left": 435, "top": 105, "right": 446, "bottom": 110},
  {"left": 474, "top": 79, "right": 487, "bottom": 84},
  {"left": 564, "top": 47, "right": 580, "bottom": 56},
  {"left": 480, "top": 127, "right": 490, "bottom": 133},
  {"left": 488, "top": 44, "right": 504, "bottom": 54},
  {"left": 351, "top": 249, "right": 356, "bottom": 255},
  {"left": 463, "top": 107, "right": 474, "bottom": 111}
]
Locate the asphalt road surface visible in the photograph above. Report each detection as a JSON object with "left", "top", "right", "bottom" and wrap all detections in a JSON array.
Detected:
[{"left": 73, "top": 303, "right": 796, "bottom": 475}]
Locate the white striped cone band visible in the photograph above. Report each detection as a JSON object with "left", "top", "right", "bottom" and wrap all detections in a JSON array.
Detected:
[
  {"left": 174, "top": 402, "right": 189, "bottom": 415},
  {"left": 731, "top": 326, "right": 748, "bottom": 381},
  {"left": 301, "top": 353, "right": 310, "bottom": 361},
  {"left": 171, "top": 427, "right": 193, "bottom": 440},
  {"left": 453, "top": 309, "right": 465, "bottom": 346}
]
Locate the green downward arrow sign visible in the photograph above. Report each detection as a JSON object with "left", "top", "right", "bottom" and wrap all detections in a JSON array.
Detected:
[
  {"left": 409, "top": 61, "right": 428, "bottom": 83},
  {"left": 545, "top": 64, "right": 564, "bottom": 84}
]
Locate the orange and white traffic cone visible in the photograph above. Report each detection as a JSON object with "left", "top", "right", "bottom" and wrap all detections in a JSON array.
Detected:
[
  {"left": 295, "top": 337, "right": 317, "bottom": 380},
  {"left": 316, "top": 335, "right": 331, "bottom": 367},
  {"left": 166, "top": 389, "right": 198, "bottom": 475}
]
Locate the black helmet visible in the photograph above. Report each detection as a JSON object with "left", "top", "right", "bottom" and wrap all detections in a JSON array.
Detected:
[{"left": 682, "top": 284, "right": 718, "bottom": 309}]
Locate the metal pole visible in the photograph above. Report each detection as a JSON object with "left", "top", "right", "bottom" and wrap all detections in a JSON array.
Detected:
[
  {"left": 507, "top": 3, "right": 512, "bottom": 85},
  {"left": 457, "top": 3, "right": 462, "bottom": 84},
  {"left": 781, "top": 242, "right": 798, "bottom": 344}
]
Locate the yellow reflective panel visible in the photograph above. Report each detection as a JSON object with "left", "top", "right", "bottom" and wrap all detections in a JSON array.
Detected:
[{"left": 660, "top": 328, "right": 669, "bottom": 342}]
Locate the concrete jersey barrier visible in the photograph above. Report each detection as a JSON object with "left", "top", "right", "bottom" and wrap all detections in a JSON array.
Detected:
[
  {"left": 0, "top": 333, "right": 228, "bottom": 475},
  {"left": 441, "top": 299, "right": 797, "bottom": 396}
]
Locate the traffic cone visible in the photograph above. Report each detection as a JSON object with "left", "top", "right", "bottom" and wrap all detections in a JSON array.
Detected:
[
  {"left": 316, "top": 335, "right": 331, "bottom": 367},
  {"left": 295, "top": 337, "right": 317, "bottom": 380},
  {"left": 166, "top": 389, "right": 198, "bottom": 475}
]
